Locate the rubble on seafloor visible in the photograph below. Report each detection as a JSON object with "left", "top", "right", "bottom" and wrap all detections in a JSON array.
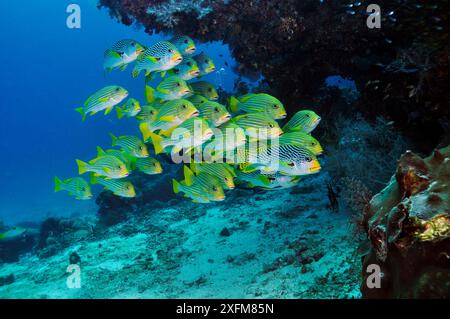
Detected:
[
  {"left": 0, "top": 170, "right": 361, "bottom": 298},
  {"left": 361, "top": 145, "right": 450, "bottom": 298}
]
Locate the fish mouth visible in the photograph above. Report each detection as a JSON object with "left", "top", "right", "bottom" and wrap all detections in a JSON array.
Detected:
[
  {"left": 173, "top": 56, "right": 183, "bottom": 63},
  {"left": 279, "top": 114, "right": 287, "bottom": 119},
  {"left": 187, "top": 47, "right": 196, "bottom": 54},
  {"left": 191, "top": 70, "right": 200, "bottom": 76},
  {"left": 191, "top": 111, "right": 200, "bottom": 117},
  {"left": 309, "top": 164, "right": 321, "bottom": 173},
  {"left": 224, "top": 114, "right": 232, "bottom": 120}
]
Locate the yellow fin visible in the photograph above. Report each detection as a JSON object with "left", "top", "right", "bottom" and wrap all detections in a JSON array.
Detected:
[
  {"left": 183, "top": 165, "right": 195, "bottom": 186},
  {"left": 145, "top": 85, "right": 155, "bottom": 104},
  {"left": 229, "top": 96, "right": 239, "bottom": 113},
  {"left": 149, "top": 132, "right": 164, "bottom": 154},
  {"left": 76, "top": 159, "right": 88, "bottom": 175},
  {"left": 172, "top": 179, "right": 180, "bottom": 194},
  {"left": 54, "top": 176, "right": 63, "bottom": 192},
  {"left": 159, "top": 115, "right": 176, "bottom": 122}
]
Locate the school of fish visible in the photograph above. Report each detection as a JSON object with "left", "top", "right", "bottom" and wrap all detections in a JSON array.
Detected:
[{"left": 55, "top": 36, "right": 323, "bottom": 204}]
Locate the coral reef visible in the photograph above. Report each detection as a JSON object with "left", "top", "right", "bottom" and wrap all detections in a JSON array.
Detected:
[
  {"left": 361, "top": 145, "right": 450, "bottom": 298},
  {"left": 99, "top": 0, "right": 450, "bottom": 150}
]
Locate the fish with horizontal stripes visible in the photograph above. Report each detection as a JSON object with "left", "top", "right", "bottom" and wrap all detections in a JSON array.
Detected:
[
  {"left": 193, "top": 52, "right": 216, "bottom": 76},
  {"left": 110, "top": 134, "right": 149, "bottom": 158},
  {"left": 190, "top": 162, "right": 236, "bottom": 190},
  {"left": 170, "top": 35, "right": 196, "bottom": 56},
  {"left": 145, "top": 76, "right": 192, "bottom": 103},
  {"left": 132, "top": 41, "right": 182, "bottom": 78},
  {"left": 167, "top": 57, "right": 200, "bottom": 80},
  {"left": 54, "top": 176, "right": 92, "bottom": 200},
  {"left": 229, "top": 93, "right": 286, "bottom": 120},
  {"left": 282, "top": 110, "right": 321, "bottom": 133},
  {"left": 103, "top": 39, "right": 145, "bottom": 73},
  {"left": 172, "top": 166, "right": 225, "bottom": 203},
  {"left": 91, "top": 175, "right": 136, "bottom": 198},
  {"left": 75, "top": 86, "right": 128, "bottom": 121},
  {"left": 76, "top": 155, "right": 129, "bottom": 179},
  {"left": 232, "top": 113, "right": 283, "bottom": 140},
  {"left": 197, "top": 101, "right": 231, "bottom": 127},
  {"left": 189, "top": 81, "right": 219, "bottom": 101}
]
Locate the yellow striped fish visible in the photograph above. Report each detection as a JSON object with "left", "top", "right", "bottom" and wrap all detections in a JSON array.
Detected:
[
  {"left": 279, "top": 131, "right": 323, "bottom": 155},
  {"left": 193, "top": 53, "right": 216, "bottom": 76},
  {"left": 116, "top": 98, "right": 141, "bottom": 119},
  {"left": 170, "top": 35, "right": 196, "bottom": 56},
  {"left": 91, "top": 175, "right": 136, "bottom": 198},
  {"left": 145, "top": 76, "right": 192, "bottom": 103},
  {"left": 76, "top": 155, "right": 129, "bottom": 179},
  {"left": 103, "top": 39, "right": 145, "bottom": 73},
  {"left": 172, "top": 166, "right": 225, "bottom": 203},
  {"left": 190, "top": 162, "right": 236, "bottom": 190},
  {"left": 282, "top": 110, "right": 321, "bottom": 133},
  {"left": 135, "top": 157, "right": 163, "bottom": 175},
  {"left": 110, "top": 134, "right": 149, "bottom": 158},
  {"left": 54, "top": 176, "right": 92, "bottom": 200},
  {"left": 189, "top": 81, "right": 219, "bottom": 100},
  {"left": 197, "top": 101, "right": 231, "bottom": 127},
  {"left": 75, "top": 86, "right": 128, "bottom": 121},
  {"left": 132, "top": 41, "right": 182, "bottom": 78},
  {"left": 229, "top": 93, "right": 286, "bottom": 120},
  {"left": 232, "top": 113, "right": 283, "bottom": 140},
  {"left": 167, "top": 57, "right": 200, "bottom": 80},
  {"left": 139, "top": 99, "right": 199, "bottom": 141}
]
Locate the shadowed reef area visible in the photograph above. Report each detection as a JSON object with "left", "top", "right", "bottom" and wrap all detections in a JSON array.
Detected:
[{"left": 99, "top": 0, "right": 450, "bottom": 151}]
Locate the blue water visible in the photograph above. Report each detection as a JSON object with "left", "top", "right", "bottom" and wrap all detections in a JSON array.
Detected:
[{"left": 0, "top": 1, "right": 241, "bottom": 224}]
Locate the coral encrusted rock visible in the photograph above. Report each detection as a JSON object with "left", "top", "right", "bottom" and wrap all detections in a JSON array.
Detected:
[{"left": 361, "top": 145, "right": 450, "bottom": 298}]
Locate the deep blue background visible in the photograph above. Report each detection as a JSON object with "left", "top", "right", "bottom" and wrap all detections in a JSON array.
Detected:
[{"left": 0, "top": 0, "right": 241, "bottom": 224}]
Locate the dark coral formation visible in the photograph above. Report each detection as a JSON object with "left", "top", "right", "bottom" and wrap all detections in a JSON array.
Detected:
[
  {"left": 99, "top": 0, "right": 450, "bottom": 151},
  {"left": 361, "top": 145, "right": 450, "bottom": 298}
]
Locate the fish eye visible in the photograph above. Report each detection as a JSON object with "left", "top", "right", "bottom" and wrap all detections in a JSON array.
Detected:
[
  {"left": 126, "top": 185, "right": 130, "bottom": 190},
  {"left": 187, "top": 62, "right": 192, "bottom": 66},
  {"left": 224, "top": 177, "right": 229, "bottom": 181},
  {"left": 288, "top": 162, "right": 295, "bottom": 167},
  {"left": 182, "top": 104, "right": 187, "bottom": 109},
  {"left": 306, "top": 157, "right": 312, "bottom": 162},
  {"left": 268, "top": 177, "right": 276, "bottom": 181},
  {"left": 184, "top": 40, "right": 188, "bottom": 44},
  {"left": 168, "top": 49, "right": 173, "bottom": 53},
  {"left": 207, "top": 88, "right": 212, "bottom": 92},
  {"left": 273, "top": 104, "right": 279, "bottom": 109},
  {"left": 269, "top": 123, "right": 274, "bottom": 128},
  {"left": 81, "top": 187, "right": 86, "bottom": 192},
  {"left": 204, "top": 60, "right": 208, "bottom": 63},
  {"left": 155, "top": 57, "right": 161, "bottom": 61},
  {"left": 200, "top": 100, "right": 205, "bottom": 104},
  {"left": 139, "top": 146, "right": 143, "bottom": 150},
  {"left": 311, "top": 142, "right": 316, "bottom": 146},
  {"left": 214, "top": 107, "right": 220, "bottom": 112},
  {"left": 131, "top": 42, "right": 135, "bottom": 47},
  {"left": 115, "top": 87, "right": 120, "bottom": 92},
  {"left": 306, "top": 114, "right": 310, "bottom": 118},
  {"left": 212, "top": 186, "right": 218, "bottom": 192},
  {"left": 177, "top": 82, "right": 181, "bottom": 87}
]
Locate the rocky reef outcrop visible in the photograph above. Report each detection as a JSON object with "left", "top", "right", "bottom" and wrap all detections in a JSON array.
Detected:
[
  {"left": 98, "top": 0, "right": 450, "bottom": 150},
  {"left": 361, "top": 145, "right": 450, "bottom": 298}
]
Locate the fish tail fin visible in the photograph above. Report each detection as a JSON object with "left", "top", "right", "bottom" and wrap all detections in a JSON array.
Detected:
[
  {"left": 132, "top": 66, "right": 140, "bottom": 78},
  {"left": 76, "top": 159, "right": 88, "bottom": 175},
  {"left": 149, "top": 132, "right": 164, "bottom": 155},
  {"left": 75, "top": 107, "right": 87, "bottom": 121},
  {"left": 172, "top": 179, "right": 180, "bottom": 194},
  {"left": 110, "top": 133, "right": 117, "bottom": 146},
  {"left": 54, "top": 176, "right": 63, "bottom": 192},
  {"left": 189, "top": 162, "right": 199, "bottom": 174},
  {"left": 229, "top": 96, "right": 239, "bottom": 113},
  {"left": 183, "top": 165, "right": 195, "bottom": 186},
  {"left": 144, "top": 85, "right": 155, "bottom": 104},
  {"left": 96, "top": 146, "right": 106, "bottom": 157},
  {"left": 139, "top": 122, "right": 153, "bottom": 142},
  {"left": 116, "top": 106, "right": 124, "bottom": 119}
]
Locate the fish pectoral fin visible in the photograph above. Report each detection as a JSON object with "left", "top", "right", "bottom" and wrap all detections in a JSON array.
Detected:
[
  {"left": 159, "top": 115, "right": 176, "bottom": 122},
  {"left": 103, "top": 167, "right": 111, "bottom": 174},
  {"left": 157, "top": 88, "right": 171, "bottom": 94},
  {"left": 258, "top": 175, "right": 271, "bottom": 186},
  {"left": 146, "top": 56, "right": 159, "bottom": 63},
  {"left": 119, "top": 64, "right": 128, "bottom": 71},
  {"left": 98, "top": 97, "right": 109, "bottom": 103},
  {"left": 104, "top": 106, "right": 114, "bottom": 115}
]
